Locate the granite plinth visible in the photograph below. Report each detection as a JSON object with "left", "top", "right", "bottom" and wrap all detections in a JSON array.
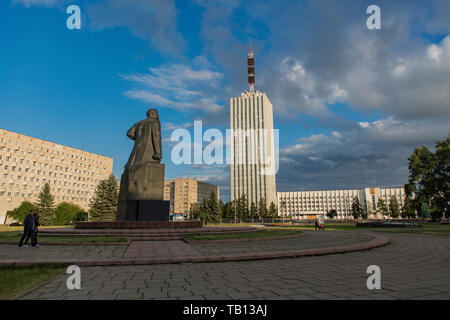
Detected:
[{"left": 118, "top": 200, "right": 170, "bottom": 221}]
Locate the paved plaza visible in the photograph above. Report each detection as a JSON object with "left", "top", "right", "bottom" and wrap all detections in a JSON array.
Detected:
[{"left": 12, "top": 232, "right": 450, "bottom": 300}]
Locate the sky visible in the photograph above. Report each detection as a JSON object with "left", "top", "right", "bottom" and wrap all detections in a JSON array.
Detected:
[{"left": 1, "top": 0, "right": 449, "bottom": 202}]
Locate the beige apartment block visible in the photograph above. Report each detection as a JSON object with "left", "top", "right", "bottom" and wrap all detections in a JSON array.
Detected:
[
  {"left": 0, "top": 129, "right": 113, "bottom": 224},
  {"left": 230, "top": 90, "right": 277, "bottom": 208},
  {"left": 164, "top": 178, "right": 219, "bottom": 217},
  {"left": 278, "top": 187, "right": 406, "bottom": 220}
]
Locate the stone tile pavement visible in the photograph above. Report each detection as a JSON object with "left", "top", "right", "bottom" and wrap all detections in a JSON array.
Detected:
[
  {"left": 18, "top": 233, "right": 450, "bottom": 300},
  {"left": 124, "top": 240, "right": 201, "bottom": 258}
]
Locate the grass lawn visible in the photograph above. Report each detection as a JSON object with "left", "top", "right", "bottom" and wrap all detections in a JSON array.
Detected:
[
  {"left": 0, "top": 264, "right": 67, "bottom": 300},
  {"left": 0, "top": 233, "right": 129, "bottom": 244},
  {"left": 264, "top": 223, "right": 450, "bottom": 235},
  {"left": 0, "top": 225, "right": 73, "bottom": 233},
  {"left": 185, "top": 229, "right": 302, "bottom": 241}
]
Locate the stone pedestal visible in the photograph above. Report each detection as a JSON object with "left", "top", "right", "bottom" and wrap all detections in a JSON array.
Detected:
[{"left": 116, "top": 163, "right": 169, "bottom": 221}]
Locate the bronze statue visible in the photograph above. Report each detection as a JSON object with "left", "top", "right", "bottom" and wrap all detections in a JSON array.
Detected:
[
  {"left": 117, "top": 108, "right": 169, "bottom": 221},
  {"left": 125, "top": 108, "right": 162, "bottom": 168}
]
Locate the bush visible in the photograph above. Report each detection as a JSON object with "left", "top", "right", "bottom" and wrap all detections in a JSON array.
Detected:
[
  {"left": 8, "top": 201, "right": 36, "bottom": 223},
  {"left": 53, "top": 202, "right": 85, "bottom": 225}
]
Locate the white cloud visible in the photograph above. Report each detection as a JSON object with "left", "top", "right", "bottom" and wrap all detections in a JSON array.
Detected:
[
  {"left": 121, "top": 62, "right": 225, "bottom": 114},
  {"left": 13, "top": 0, "right": 58, "bottom": 7}
]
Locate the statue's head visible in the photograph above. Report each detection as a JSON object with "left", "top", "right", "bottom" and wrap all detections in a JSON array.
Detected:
[{"left": 147, "top": 108, "right": 159, "bottom": 120}]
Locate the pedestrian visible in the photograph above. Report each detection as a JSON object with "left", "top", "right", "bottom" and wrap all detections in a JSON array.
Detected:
[
  {"left": 19, "top": 209, "right": 37, "bottom": 248},
  {"left": 314, "top": 217, "right": 319, "bottom": 231},
  {"left": 24, "top": 211, "right": 40, "bottom": 248}
]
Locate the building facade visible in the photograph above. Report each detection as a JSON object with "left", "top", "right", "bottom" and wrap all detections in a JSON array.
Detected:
[
  {"left": 277, "top": 187, "right": 406, "bottom": 220},
  {"left": 0, "top": 129, "right": 113, "bottom": 224},
  {"left": 230, "top": 44, "right": 277, "bottom": 208},
  {"left": 164, "top": 178, "right": 220, "bottom": 217}
]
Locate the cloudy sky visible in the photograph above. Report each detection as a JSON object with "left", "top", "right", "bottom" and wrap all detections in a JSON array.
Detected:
[{"left": 1, "top": 0, "right": 449, "bottom": 201}]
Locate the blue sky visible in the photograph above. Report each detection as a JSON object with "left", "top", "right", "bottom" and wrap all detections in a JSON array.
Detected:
[{"left": 1, "top": 0, "right": 449, "bottom": 202}]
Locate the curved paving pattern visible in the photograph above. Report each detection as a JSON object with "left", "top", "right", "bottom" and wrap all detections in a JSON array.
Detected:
[
  {"left": 192, "top": 231, "right": 374, "bottom": 255},
  {"left": 0, "top": 231, "right": 378, "bottom": 265},
  {"left": 15, "top": 232, "right": 450, "bottom": 300}
]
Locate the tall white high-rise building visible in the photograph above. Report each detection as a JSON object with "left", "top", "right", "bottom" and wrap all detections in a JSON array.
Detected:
[{"left": 230, "top": 43, "right": 277, "bottom": 207}]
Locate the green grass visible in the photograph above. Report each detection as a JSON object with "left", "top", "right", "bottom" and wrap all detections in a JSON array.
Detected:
[
  {"left": 265, "top": 223, "right": 450, "bottom": 235},
  {"left": 0, "top": 264, "right": 67, "bottom": 300},
  {"left": 185, "top": 229, "right": 302, "bottom": 241},
  {"left": 0, "top": 233, "right": 129, "bottom": 244},
  {"left": 0, "top": 225, "right": 73, "bottom": 233}
]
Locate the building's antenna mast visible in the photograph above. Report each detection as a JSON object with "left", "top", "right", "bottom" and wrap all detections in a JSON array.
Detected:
[{"left": 248, "top": 41, "right": 255, "bottom": 92}]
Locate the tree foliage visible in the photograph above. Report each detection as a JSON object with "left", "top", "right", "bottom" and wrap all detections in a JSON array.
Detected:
[
  {"left": 326, "top": 209, "right": 337, "bottom": 220},
  {"left": 377, "top": 197, "right": 388, "bottom": 218},
  {"left": 407, "top": 135, "right": 450, "bottom": 220},
  {"left": 8, "top": 201, "right": 36, "bottom": 223},
  {"left": 53, "top": 202, "right": 85, "bottom": 225},
  {"left": 351, "top": 197, "right": 363, "bottom": 219},
  {"left": 89, "top": 174, "right": 119, "bottom": 222},
  {"left": 189, "top": 191, "right": 220, "bottom": 225},
  {"left": 269, "top": 202, "right": 278, "bottom": 222},
  {"left": 388, "top": 196, "right": 400, "bottom": 218},
  {"left": 36, "top": 182, "right": 55, "bottom": 225}
]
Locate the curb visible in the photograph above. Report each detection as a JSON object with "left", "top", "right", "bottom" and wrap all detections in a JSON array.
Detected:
[{"left": 0, "top": 233, "right": 390, "bottom": 267}]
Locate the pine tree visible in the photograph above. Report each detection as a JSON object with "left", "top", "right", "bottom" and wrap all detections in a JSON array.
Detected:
[
  {"left": 249, "top": 202, "right": 257, "bottom": 223},
  {"left": 388, "top": 196, "right": 400, "bottom": 218},
  {"left": 36, "top": 182, "right": 55, "bottom": 225},
  {"left": 89, "top": 174, "right": 119, "bottom": 222},
  {"left": 351, "top": 197, "right": 362, "bottom": 219},
  {"left": 269, "top": 202, "right": 278, "bottom": 223},
  {"left": 377, "top": 197, "right": 388, "bottom": 218}
]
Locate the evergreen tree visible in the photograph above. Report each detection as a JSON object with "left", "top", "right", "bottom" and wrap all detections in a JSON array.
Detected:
[
  {"left": 36, "top": 182, "right": 55, "bottom": 225},
  {"left": 269, "top": 202, "right": 278, "bottom": 223},
  {"left": 89, "top": 174, "right": 119, "bottom": 222},
  {"left": 377, "top": 197, "right": 388, "bottom": 218},
  {"left": 388, "top": 196, "right": 400, "bottom": 218},
  {"left": 401, "top": 195, "right": 416, "bottom": 219},
  {"left": 249, "top": 202, "right": 257, "bottom": 223},
  {"left": 259, "top": 197, "right": 268, "bottom": 223},
  {"left": 351, "top": 197, "right": 362, "bottom": 219}
]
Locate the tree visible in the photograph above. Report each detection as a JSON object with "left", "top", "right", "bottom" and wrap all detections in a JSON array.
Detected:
[
  {"left": 269, "top": 202, "right": 277, "bottom": 223},
  {"left": 326, "top": 209, "right": 337, "bottom": 220},
  {"left": 388, "top": 196, "right": 400, "bottom": 219},
  {"left": 401, "top": 195, "right": 416, "bottom": 219},
  {"left": 258, "top": 197, "right": 268, "bottom": 223},
  {"left": 280, "top": 200, "right": 287, "bottom": 222},
  {"left": 351, "top": 197, "right": 362, "bottom": 219},
  {"left": 53, "top": 202, "right": 85, "bottom": 225},
  {"left": 217, "top": 200, "right": 225, "bottom": 223},
  {"left": 89, "top": 174, "right": 119, "bottom": 222},
  {"left": 8, "top": 201, "right": 36, "bottom": 223},
  {"left": 407, "top": 135, "right": 450, "bottom": 220},
  {"left": 36, "top": 182, "right": 55, "bottom": 225},
  {"left": 249, "top": 202, "right": 257, "bottom": 223},
  {"left": 377, "top": 197, "right": 388, "bottom": 218},
  {"left": 189, "top": 191, "right": 220, "bottom": 225}
]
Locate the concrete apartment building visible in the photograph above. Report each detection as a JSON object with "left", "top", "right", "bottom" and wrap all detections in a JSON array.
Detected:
[
  {"left": 277, "top": 187, "right": 406, "bottom": 220},
  {"left": 230, "top": 44, "right": 277, "bottom": 208},
  {"left": 0, "top": 129, "right": 113, "bottom": 224},
  {"left": 164, "top": 178, "right": 219, "bottom": 217}
]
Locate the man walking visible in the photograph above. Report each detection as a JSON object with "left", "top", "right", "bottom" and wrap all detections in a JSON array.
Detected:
[{"left": 19, "top": 210, "right": 37, "bottom": 248}]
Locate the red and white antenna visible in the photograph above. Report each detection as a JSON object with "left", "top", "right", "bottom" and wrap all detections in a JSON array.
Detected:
[{"left": 248, "top": 41, "right": 255, "bottom": 92}]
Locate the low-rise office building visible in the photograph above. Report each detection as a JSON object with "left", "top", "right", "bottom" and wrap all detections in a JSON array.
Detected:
[
  {"left": 277, "top": 187, "right": 405, "bottom": 220},
  {"left": 164, "top": 178, "right": 220, "bottom": 217}
]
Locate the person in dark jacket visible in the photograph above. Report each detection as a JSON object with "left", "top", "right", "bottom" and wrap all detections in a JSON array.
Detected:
[
  {"left": 19, "top": 210, "right": 37, "bottom": 248},
  {"left": 24, "top": 212, "right": 40, "bottom": 247}
]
